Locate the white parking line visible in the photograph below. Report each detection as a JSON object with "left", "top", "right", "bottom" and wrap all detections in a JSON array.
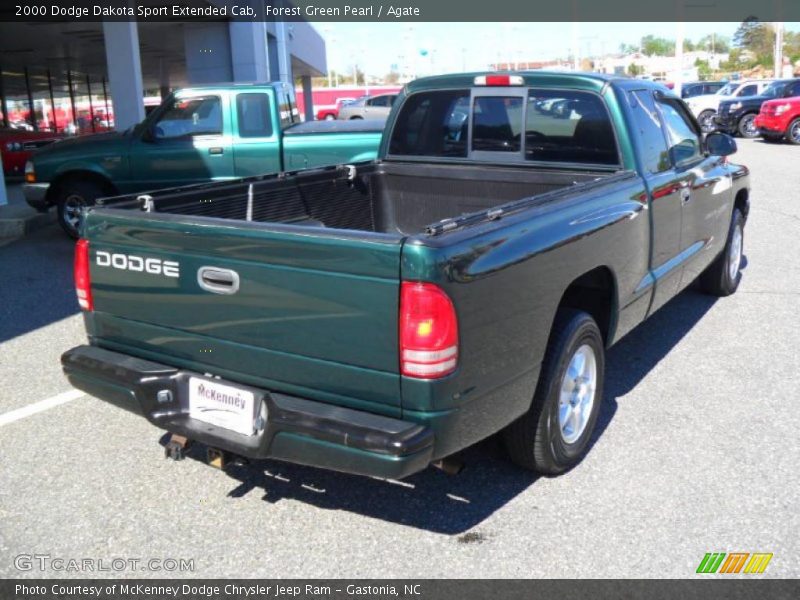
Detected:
[{"left": 0, "top": 389, "right": 84, "bottom": 427}]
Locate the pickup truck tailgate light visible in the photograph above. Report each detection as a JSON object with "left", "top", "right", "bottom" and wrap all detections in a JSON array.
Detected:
[
  {"left": 400, "top": 282, "right": 458, "bottom": 379},
  {"left": 74, "top": 239, "right": 93, "bottom": 311},
  {"left": 474, "top": 75, "right": 524, "bottom": 86}
]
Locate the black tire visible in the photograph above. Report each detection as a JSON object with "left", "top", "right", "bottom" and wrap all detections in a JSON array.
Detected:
[
  {"left": 700, "top": 208, "right": 745, "bottom": 297},
  {"left": 503, "top": 309, "right": 605, "bottom": 475},
  {"left": 786, "top": 118, "right": 800, "bottom": 145},
  {"left": 56, "top": 179, "right": 105, "bottom": 239},
  {"left": 698, "top": 110, "right": 716, "bottom": 134},
  {"left": 737, "top": 113, "right": 758, "bottom": 139},
  {"left": 349, "top": 116, "right": 363, "bottom": 120}
]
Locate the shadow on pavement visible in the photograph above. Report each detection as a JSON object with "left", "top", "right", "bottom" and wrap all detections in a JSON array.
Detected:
[
  {"left": 181, "top": 282, "right": 723, "bottom": 534},
  {"left": 0, "top": 223, "right": 78, "bottom": 343},
  {"left": 598, "top": 287, "right": 719, "bottom": 443}
]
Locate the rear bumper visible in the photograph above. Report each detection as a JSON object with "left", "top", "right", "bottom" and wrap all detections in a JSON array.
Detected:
[
  {"left": 754, "top": 114, "right": 789, "bottom": 136},
  {"left": 61, "top": 345, "right": 434, "bottom": 479}
]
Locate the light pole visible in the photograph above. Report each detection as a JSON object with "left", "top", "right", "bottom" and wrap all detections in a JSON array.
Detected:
[
  {"left": 674, "top": 21, "right": 684, "bottom": 97},
  {"left": 673, "top": 0, "right": 686, "bottom": 97},
  {"left": 0, "top": 152, "right": 7, "bottom": 207},
  {"left": 324, "top": 27, "right": 333, "bottom": 87},
  {"left": 774, "top": 22, "right": 784, "bottom": 78}
]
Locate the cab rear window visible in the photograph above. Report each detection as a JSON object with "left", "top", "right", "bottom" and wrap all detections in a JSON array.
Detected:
[
  {"left": 388, "top": 90, "right": 470, "bottom": 157},
  {"left": 389, "top": 88, "right": 619, "bottom": 166}
]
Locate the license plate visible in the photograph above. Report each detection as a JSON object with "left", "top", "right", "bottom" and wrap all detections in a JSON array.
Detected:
[{"left": 188, "top": 377, "right": 257, "bottom": 436}]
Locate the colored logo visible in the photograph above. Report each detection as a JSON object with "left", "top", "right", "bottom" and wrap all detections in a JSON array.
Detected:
[{"left": 696, "top": 552, "right": 773, "bottom": 574}]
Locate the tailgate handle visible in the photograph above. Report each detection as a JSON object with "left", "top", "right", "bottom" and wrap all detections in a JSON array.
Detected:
[{"left": 197, "top": 267, "right": 240, "bottom": 295}]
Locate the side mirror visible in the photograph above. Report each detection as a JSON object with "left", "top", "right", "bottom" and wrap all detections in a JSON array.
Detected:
[{"left": 705, "top": 131, "right": 737, "bottom": 157}]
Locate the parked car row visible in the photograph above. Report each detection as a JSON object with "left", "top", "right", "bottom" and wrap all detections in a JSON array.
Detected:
[
  {"left": 715, "top": 78, "right": 800, "bottom": 140},
  {"left": 685, "top": 79, "right": 776, "bottom": 133},
  {"left": 683, "top": 77, "right": 800, "bottom": 144}
]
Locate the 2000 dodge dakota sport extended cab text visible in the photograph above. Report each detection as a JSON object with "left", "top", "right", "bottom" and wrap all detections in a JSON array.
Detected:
[{"left": 61, "top": 72, "right": 750, "bottom": 479}]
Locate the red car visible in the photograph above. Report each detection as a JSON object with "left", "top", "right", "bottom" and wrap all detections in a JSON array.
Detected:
[
  {"left": 1, "top": 127, "right": 62, "bottom": 176},
  {"left": 754, "top": 96, "right": 800, "bottom": 145}
]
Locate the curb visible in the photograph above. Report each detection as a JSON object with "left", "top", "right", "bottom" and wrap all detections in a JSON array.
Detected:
[{"left": 0, "top": 210, "right": 56, "bottom": 239}]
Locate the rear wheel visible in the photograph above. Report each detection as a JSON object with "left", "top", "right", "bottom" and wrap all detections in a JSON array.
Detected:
[
  {"left": 324, "top": 114, "right": 336, "bottom": 121},
  {"left": 503, "top": 309, "right": 605, "bottom": 475},
  {"left": 698, "top": 110, "right": 716, "bottom": 134},
  {"left": 786, "top": 118, "right": 800, "bottom": 145},
  {"left": 737, "top": 113, "right": 759, "bottom": 138},
  {"left": 56, "top": 180, "right": 106, "bottom": 239},
  {"left": 700, "top": 208, "right": 744, "bottom": 297},
  {"left": 350, "top": 116, "right": 363, "bottom": 120}
]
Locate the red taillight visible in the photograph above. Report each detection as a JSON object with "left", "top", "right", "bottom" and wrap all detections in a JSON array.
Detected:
[
  {"left": 74, "top": 239, "right": 93, "bottom": 311},
  {"left": 399, "top": 282, "right": 458, "bottom": 379}
]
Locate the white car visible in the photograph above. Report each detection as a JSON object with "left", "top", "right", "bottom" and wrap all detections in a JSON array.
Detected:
[
  {"left": 686, "top": 80, "right": 775, "bottom": 133},
  {"left": 337, "top": 94, "right": 398, "bottom": 120}
]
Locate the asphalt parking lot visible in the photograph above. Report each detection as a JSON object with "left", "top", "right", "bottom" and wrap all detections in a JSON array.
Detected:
[{"left": 1, "top": 138, "right": 798, "bottom": 579}]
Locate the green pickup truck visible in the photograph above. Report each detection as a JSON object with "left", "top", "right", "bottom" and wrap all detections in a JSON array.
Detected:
[
  {"left": 62, "top": 72, "right": 749, "bottom": 480},
  {"left": 23, "top": 82, "right": 383, "bottom": 237}
]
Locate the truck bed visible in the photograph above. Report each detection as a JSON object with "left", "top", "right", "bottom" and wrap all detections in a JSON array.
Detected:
[{"left": 101, "top": 161, "right": 618, "bottom": 236}]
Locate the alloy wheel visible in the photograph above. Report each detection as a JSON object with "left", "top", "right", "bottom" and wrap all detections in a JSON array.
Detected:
[{"left": 558, "top": 344, "right": 597, "bottom": 444}]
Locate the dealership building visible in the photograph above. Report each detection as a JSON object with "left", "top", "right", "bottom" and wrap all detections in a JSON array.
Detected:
[{"left": 0, "top": 0, "right": 327, "bottom": 132}]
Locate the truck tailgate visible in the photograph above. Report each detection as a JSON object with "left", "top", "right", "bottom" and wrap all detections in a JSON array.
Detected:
[{"left": 83, "top": 210, "right": 404, "bottom": 414}]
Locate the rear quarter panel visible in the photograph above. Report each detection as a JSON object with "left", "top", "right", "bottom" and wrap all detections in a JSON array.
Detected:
[{"left": 399, "top": 175, "right": 650, "bottom": 455}]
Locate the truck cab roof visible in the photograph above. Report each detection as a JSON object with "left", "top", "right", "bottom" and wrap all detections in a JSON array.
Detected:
[
  {"left": 404, "top": 71, "right": 672, "bottom": 96},
  {"left": 174, "top": 81, "right": 292, "bottom": 95}
]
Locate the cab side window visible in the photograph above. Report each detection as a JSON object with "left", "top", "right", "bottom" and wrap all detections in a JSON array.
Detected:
[
  {"left": 736, "top": 84, "right": 757, "bottom": 97},
  {"left": 236, "top": 93, "right": 273, "bottom": 138},
  {"left": 153, "top": 96, "right": 222, "bottom": 139},
  {"left": 655, "top": 97, "right": 702, "bottom": 166},
  {"left": 368, "top": 96, "right": 390, "bottom": 107}
]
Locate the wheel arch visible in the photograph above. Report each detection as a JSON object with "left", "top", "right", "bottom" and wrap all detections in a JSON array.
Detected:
[
  {"left": 734, "top": 188, "right": 749, "bottom": 221},
  {"left": 786, "top": 116, "right": 800, "bottom": 143},
  {"left": 554, "top": 266, "right": 618, "bottom": 347},
  {"left": 46, "top": 170, "right": 118, "bottom": 206},
  {"left": 737, "top": 111, "right": 760, "bottom": 135}
]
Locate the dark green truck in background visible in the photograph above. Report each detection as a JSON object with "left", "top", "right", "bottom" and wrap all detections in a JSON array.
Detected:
[
  {"left": 61, "top": 72, "right": 750, "bottom": 480},
  {"left": 23, "top": 82, "right": 383, "bottom": 237}
]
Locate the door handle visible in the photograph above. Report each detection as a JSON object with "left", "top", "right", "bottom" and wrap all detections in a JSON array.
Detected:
[
  {"left": 197, "top": 267, "right": 239, "bottom": 295},
  {"left": 208, "top": 147, "right": 224, "bottom": 155},
  {"left": 679, "top": 182, "right": 692, "bottom": 204}
]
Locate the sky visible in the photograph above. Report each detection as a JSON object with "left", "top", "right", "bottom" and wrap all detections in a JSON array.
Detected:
[{"left": 314, "top": 22, "right": 800, "bottom": 78}]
